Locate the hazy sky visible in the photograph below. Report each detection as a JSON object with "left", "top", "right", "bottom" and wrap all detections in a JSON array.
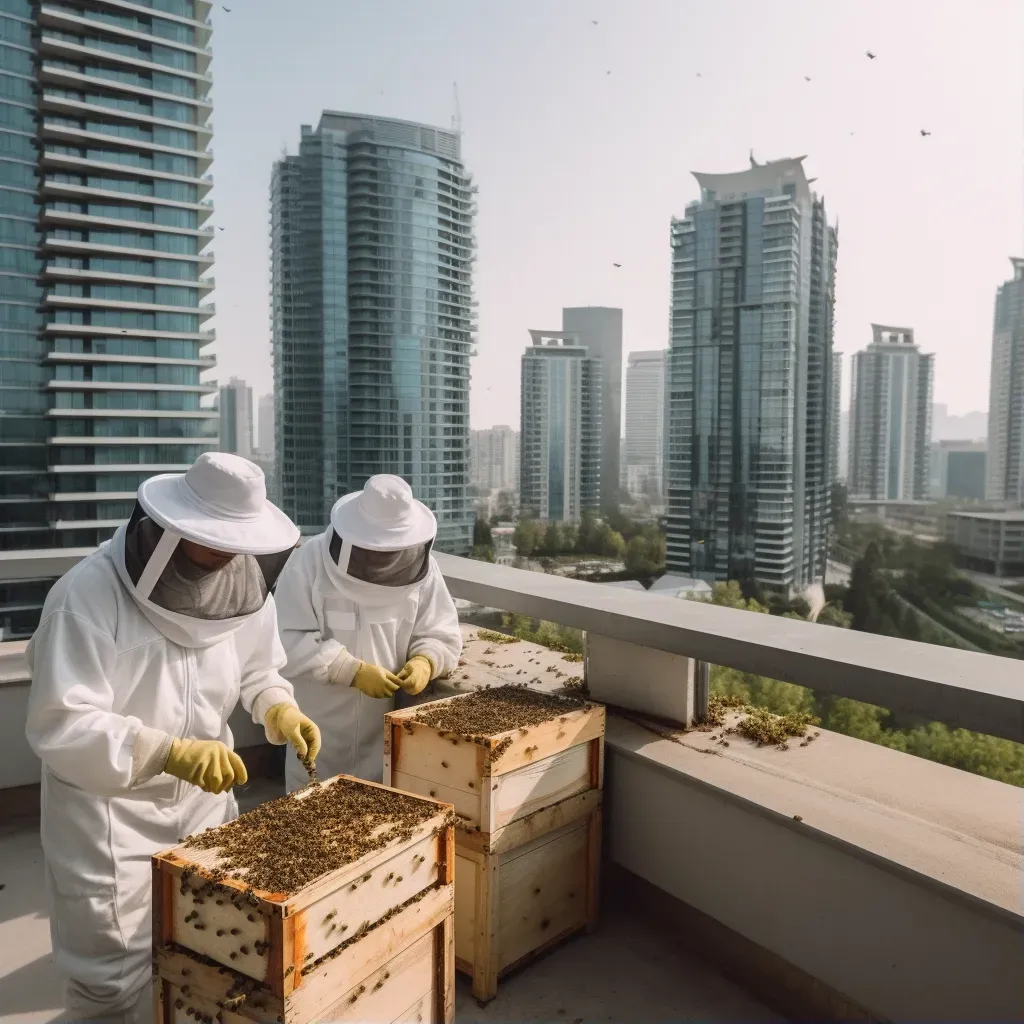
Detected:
[{"left": 208, "top": 0, "right": 1023, "bottom": 433}]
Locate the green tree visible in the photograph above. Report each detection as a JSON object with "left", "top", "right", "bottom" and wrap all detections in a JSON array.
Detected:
[
  {"left": 470, "top": 544, "right": 495, "bottom": 563},
  {"left": 624, "top": 529, "right": 667, "bottom": 576},
  {"left": 576, "top": 511, "right": 599, "bottom": 554},
  {"left": 543, "top": 521, "right": 564, "bottom": 555},
  {"left": 817, "top": 601, "right": 853, "bottom": 629},
  {"left": 473, "top": 518, "right": 493, "bottom": 548},
  {"left": 596, "top": 523, "right": 625, "bottom": 558},
  {"left": 561, "top": 522, "right": 579, "bottom": 553},
  {"left": 711, "top": 580, "right": 768, "bottom": 613},
  {"left": 513, "top": 518, "right": 539, "bottom": 557}
]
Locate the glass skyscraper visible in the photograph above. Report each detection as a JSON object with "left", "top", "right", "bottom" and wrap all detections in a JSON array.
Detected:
[
  {"left": 271, "top": 112, "right": 476, "bottom": 553},
  {"left": 519, "top": 331, "right": 601, "bottom": 523},
  {"left": 849, "top": 326, "right": 933, "bottom": 501},
  {"left": 623, "top": 349, "right": 666, "bottom": 498},
  {"left": 986, "top": 258, "right": 1024, "bottom": 501},
  {"left": 0, "top": 0, "right": 215, "bottom": 637},
  {"left": 665, "top": 156, "right": 838, "bottom": 588}
]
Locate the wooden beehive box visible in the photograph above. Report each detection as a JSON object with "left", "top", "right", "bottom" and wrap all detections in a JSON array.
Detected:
[
  {"left": 152, "top": 775, "right": 455, "bottom": 1024},
  {"left": 383, "top": 686, "right": 605, "bottom": 1002}
]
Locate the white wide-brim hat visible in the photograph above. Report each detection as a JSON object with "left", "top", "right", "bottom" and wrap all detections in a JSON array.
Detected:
[
  {"left": 137, "top": 452, "right": 299, "bottom": 555},
  {"left": 329, "top": 474, "right": 436, "bottom": 551}
]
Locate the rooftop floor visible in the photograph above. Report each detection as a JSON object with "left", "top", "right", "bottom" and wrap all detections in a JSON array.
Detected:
[{"left": 0, "top": 784, "right": 779, "bottom": 1024}]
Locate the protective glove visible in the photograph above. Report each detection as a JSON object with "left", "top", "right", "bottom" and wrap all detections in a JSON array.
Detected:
[
  {"left": 264, "top": 702, "right": 322, "bottom": 762},
  {"left": 352, "top": 661, "right": 401, "bottom": 699},
  {"left": 396, "top": 654, "right": 434, "bottom": 696},
  {"left": 164, "top": 738, "right": 247, "bottom": 795}
]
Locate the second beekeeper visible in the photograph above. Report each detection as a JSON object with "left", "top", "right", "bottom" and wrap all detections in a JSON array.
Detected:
[{"left": 276, "top": 474, "right": 462, "bottom": 788}]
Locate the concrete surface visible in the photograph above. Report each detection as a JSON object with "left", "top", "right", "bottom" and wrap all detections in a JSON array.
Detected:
[{"left": 0, "top": 796, "right": 778, "bottom": 1024}]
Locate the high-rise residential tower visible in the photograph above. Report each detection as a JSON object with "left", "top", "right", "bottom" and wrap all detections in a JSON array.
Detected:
[
  {"left": 848, "top": 326, "right": 933, "bottom": 501},
  {"left": 0, "top": 0, "right": 215, "bottom": 637},
  {"left": 665, "top": 156, "right": 838, "bottom": 588},
  {"left": 519, "top": 331, "right": 601, "bottom": 522},
  {"left": 562, "top": 307, "right": 621, "bottom": 510},
  {"left": 986, "top": 258, "right": 1024, "bottom": 502},
  {"left": 255, "top": 391, "right": 275, "bottom": 460},
  {"left": 218, "top": 376, "right": 252, "bottom": 458},
  {"left": 271, "top": 112, "right": 475, "bottom": 553},
  {"left": 623, "top": 349, "right": 666, "bottom": 497},
  {"left": 470, "top": 425, "right": 519, "bottom": 493},
  {"left": 829, "top": 353, "right": 843, "bottom": 483}
]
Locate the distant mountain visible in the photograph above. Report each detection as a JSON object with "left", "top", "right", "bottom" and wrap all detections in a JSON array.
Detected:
[{"left": 932, "top": 404, "right": 987, "bottom": 442}]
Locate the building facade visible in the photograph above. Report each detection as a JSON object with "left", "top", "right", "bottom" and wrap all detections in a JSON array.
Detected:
[
  {"left": 470, "top": 424, "right": 518, "bottom": 493},
  {"left": 986, "top": 258, "right": 1024, "bottom": 502},
  {"left": 562, "top": 307, "right": 621, "bottom": 510},
  {"left": 255, "top": 391, "right": 274, "bottom": 460},
  {"left": 271, "top": 112, "right": 475, "bottom": 552},
  {"left": 218, "top": 376, "right": 251, "bottom": 458},
  {"left": 520, "top": 331, "right": 601, "bottom": 522},
  {"left": 664, "top": 156, "right": 837, "bottom": 588},
  {"left": 0, "top": 0, "right": 215, "bottom": 638},
  {"left": 623, "top": 349, "right": 665, "bottom": 498},
  {"left": 931, "top": 440, "right": 986, "bottom": 500},
  {"left": 829, "top": 352, "right": 842, "bottom": 483},
  {"left": 848, "top": 325, "right": 933, "bottom": 502},
  {"left": 946, "top": 510, "right": 1024, "bottom": 577}
]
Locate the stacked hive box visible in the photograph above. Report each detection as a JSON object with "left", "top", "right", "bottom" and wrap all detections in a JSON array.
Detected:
[
  {"left": 152, "top": 775, "right": 455, "bottom": 1023},
  {"left": 384, "top": 686, "right": 605, "bottom": 1002}
]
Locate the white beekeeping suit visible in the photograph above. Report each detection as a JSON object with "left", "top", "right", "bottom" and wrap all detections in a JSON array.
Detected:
[
  {"left": 26, "top": 454, "right": 320, "bottom": 1024},
  {"left": 276, "top": 475, "right": 462, "bottom": 790}
]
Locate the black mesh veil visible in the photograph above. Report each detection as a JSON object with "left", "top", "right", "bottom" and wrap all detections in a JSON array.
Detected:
[
  {"left": 123, "top": 501, "right": 295, "bottom": 619},
  {"left": 327, "top": 529, "right": 432, "bottom": 587}
]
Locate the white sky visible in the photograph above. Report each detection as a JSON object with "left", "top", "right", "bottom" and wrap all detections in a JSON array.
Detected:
[{"left": 207, "top": 0, "right": 1024, "bottom": 429}]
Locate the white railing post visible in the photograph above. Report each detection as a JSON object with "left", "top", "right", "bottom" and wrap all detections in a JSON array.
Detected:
[{"left": 584, "top": 633, "right": 698, "bottom": 727}]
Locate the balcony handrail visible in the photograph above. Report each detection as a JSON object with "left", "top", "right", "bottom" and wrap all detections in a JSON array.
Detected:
[
  {"left": 433, "top": 554, "right": 1024, "bottom": 746},
  {"left": 2, "top": 549, "right": 1023, "bottom": 745}
]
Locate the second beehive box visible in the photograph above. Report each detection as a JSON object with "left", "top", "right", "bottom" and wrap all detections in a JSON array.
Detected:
[{"left": 384, "top": 686, "right": 605, "bottom": 1001}]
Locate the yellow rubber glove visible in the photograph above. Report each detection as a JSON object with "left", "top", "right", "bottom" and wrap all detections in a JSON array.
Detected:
[
  {"left": 164, "top": 738, "right": 247, "bottom": 795},
  {"left": 264, "top": 703, "right": 322, "bottom": 762},
  {"left": 352, "top": 661, "right": 401, "bottom": 699},
  {"left": 397, "top": 654, "right": 434, "bottom": 696}
]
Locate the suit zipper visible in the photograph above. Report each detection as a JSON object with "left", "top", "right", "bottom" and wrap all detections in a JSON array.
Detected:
[{"left": 177, "top": 647, "right": 195, "bottom": 803}]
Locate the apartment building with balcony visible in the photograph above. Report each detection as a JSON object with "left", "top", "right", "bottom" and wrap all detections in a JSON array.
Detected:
[
  {"left": 0, "top": 0, "right": 216, "bottom": 638},
  {"left": 848, "top": 325, "right": 933, "bottom": 501},
  {"left": 520, "top": 331, "right": 602, "bottom": 523},
  {"left": 665, "top": 156, "right": 838, "bottom": 588}
]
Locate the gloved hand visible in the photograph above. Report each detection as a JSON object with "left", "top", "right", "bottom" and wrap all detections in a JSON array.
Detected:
[
  {"left": 264, "top": 702, "right": 322, "bottom": 762},
  {"left": 396, "top": 654, "right": 434, "bottom": 696},
  {"left": 164, "top": 738, "right": 247, "bottom": 794},
  {"left": 352, "top": 661, "right": 401, "bottom": 699}
]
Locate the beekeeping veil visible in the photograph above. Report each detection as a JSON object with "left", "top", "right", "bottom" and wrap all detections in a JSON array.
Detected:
[
  {"left": 114, "top": 453, "right": 299, "bottom": 640},
  {"left": 322, "top": 475, "right": 436, "bottom": 593}
]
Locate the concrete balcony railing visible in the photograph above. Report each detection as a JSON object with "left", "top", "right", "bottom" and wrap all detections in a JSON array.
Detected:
[{"left": 0, "top": 551, "right": 1021, "bottom": 1021}]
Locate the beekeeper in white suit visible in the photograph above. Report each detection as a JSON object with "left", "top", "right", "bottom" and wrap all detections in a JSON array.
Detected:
[
  {"left": 276, "top": 474, "right": 462, "bottom": 790},
  {"left": 26, "top": 453, "right": 321, "bottom": 1024}
]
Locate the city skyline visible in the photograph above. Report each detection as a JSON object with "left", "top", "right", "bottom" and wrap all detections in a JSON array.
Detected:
[{"left": 202, "top": 0, "right": 1022, "bottom": 430}]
